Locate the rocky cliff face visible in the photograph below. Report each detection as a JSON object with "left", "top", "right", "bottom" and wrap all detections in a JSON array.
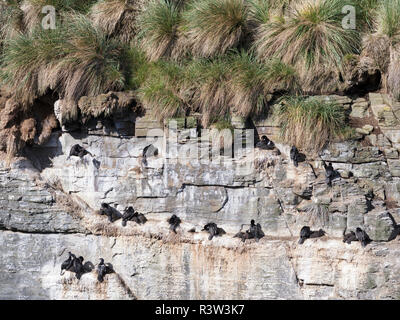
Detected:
[{"left": 2, "top": 92, "right": 400, "bottom": 300}]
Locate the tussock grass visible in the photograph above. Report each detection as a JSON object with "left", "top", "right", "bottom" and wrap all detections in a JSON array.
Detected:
[
  {"left": 135, "top": 49, "right": 298, "bottom": 127},
  {"left": 56, "top": 13, "right": 127, "bottom": 103},
  {"left": 374, "top": 0, "right": 400, "bottom": 99},
  {"left": 186, "top": 57, "right": 232, "bottom": 126},
  {"left": 376, "top": 0, "right": 400, "bottom": 44},
  {"left": 1, "top": 13, "right": 129, "bottom": 106},
  {"left": 248, "top": 0, "right": 290, "bottom": 25},
  {"left": 388, "top": 46, "right": 400, "bottom": 100},
  {"left": 183, "top": 0, "right": 248, "bottom": 58},
  {"left": 90, "top": 0, "right": 144, "bottom": 43},
  {"left": 137, "top": 0, "right": 183, "bottom": 61},
  {"left": 0, "top": 1, "right": 25, "bottom": 49},
  {"left": 274, "top": 96, "right": 348, "bottom": 151},
  {"left": 137, "top": 59, "right": 188, "bottom": 120},
  {"left": 254, "top": 0, "right": 361, "bottom": 93},
  {"left": 0, "top": 26, "right": 66, "bottom": 104},
  {"left": 21, "top": 0, "right": 97, "bottom": 32},
  {"left": 228, "top": 50, "right": 298, "bottom": 117}
]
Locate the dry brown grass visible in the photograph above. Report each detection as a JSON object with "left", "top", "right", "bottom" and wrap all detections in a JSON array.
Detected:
[
  {"left": 274, "top": 96, "right": 349, "bottom": 152},
  {"left": 137, "top": 0, "right": 183, "bottom": 61},
  {"left": 254, "top": 0, "right": 361, "bottom": 94},
  {"left": 182, "top": 0, "right": 248, "bottom": 58},
  {"left": 388, "top": 45, "right": 400, "bottom": 100},
  {"left": 90, "top": 0, "right": 144, "bottom": 43}
]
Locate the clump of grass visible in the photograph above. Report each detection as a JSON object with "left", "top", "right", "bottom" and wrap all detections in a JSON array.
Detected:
[
  {"left": 0, "top": 1, "right": 25, "bottom": 50},
  {"left": 376, "top": 0, "right": 400, "bottom": 44},
  {"left": 0, "top": 25, "right": 66, "bottom": 104},
  {"left": 56, "top": 13, "right": 128, "bottom": 103},
  {"left": 274, "top": 96, "right": 348, "bottom": 151},
  {"left": 136, "top": 0, "right": 183, "bottom": 61},
  {"left": 254, "top": 0, "right": 362, "bottom": 93},
  {"left": 182, "top": 0, "right": 248, "bottom": 58},
  {"left": 373, "top": 0, "right": 400, "bottom": 99},
  {"left": 186, "top": 57, "right": 232, "bottom": 126},
  {"left": 137, "top": 59, "right": 188, "bottom": 120},
  {"left": 1, "top": 12, "right": 129, "bottom": 107},
  {"left": 21, "top": 0, "right": 97, "bottom": 32},
  {"left": 90, "top": 0, "right": 144, "bottom": 43},
  {"left": 228, "top": 50, "right": 298, "bottom": 118},
  {"left": 388, "top": 47, "right": 400, "bottom": 100},
  {"left": 247, "top": 0, "right": 289, "bottom": 25}
]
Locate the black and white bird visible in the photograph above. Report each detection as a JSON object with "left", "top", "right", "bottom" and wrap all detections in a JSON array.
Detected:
[
  {"left": 97, "top": 258, "right": 114, "bottom": 283},
  {"left": 256, "top": 136, "right": 275, "bottom": 150},
  {"left": 60, "top": 252, "right": 74, "bottom": 275}
]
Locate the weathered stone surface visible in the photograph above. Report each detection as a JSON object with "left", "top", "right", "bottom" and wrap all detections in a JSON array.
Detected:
[
  {"left": 5, "top": 91, "right": 400, "bottom": 299},
  {"left": 364, "top": 210, "right": 396, "bottom": 241},
  {"left": 351, "top": 102, "right": 370, "bottom": 118}
]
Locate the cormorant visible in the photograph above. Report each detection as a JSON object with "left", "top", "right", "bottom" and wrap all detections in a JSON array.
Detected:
[
  {"left": 73, "top": 256, "right": 85, "bottom": 280},
  {"left": 168, "top": 214, "right": 182, "bottom": 234},
  {"left": 290, "top": 146, "right": 300, "bottom": 167},
  {"left": 355, "top": 227, "right": 371, "bottom": 247},
  {"left": 68, "top": 144, "right": 92, "bottom": 159},
  {"left": 298, "top": 226, "right": 311, "bottom": 244},
  {"left": 202, "top": 223, "right": 226, "bottom": 240},
  {"left": 99, "top": 203, "right": 121, "bottom": 223},
  {"left": 256, "top": 136, "right": 275, "bottom": 150},
  {"left": 343, "top": 231, "right": 358, "bottom": 244},
  {"left": 97, "top": 258, "right": 114, "bottom": 283},
  {"left": 247, "top": 220, "right": 265, "bottom": 242},
  {"left": 323, "top": 161, "right": 335, "bottom": 187},
  {"left": 142, "top": 144, "right": 159, "bottom": 166},
  {"left": 60, "top": 251, "right": 73, "bottom": 275},
  {"left": 122, "top": 206, "right": 136, "bottom": 227}
]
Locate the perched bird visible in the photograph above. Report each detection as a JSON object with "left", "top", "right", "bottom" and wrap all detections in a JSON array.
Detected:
[
  {"left": 323, "top": 160, "right": 335, "bottom": 187},
  {"left": 122, "top": 206, "right": 136, "bottom": 227},
  {"left": 99, "top": 203, "right": 121, "bottom": 223},
  {"left": 290, "top": 146, "right": 300, "bottom": 167},
  {"left": 202, "top": 223, "right": 226, "bottom": 240},
  {"left": 60, "top": 252, "right": 73, "bottom": 275},
  {"left": 168, "top": 214, "right": 182, "bottom": 234},
  {"left": 68, "top": 144, "right": 92, "bottom": 160},
  {"left": 247, "top": 220, "right": 265, "bottom": 242},
  {"left": 97, "top": 258, "right": 114, "bottom": 283},
  {"left": 298, "top": 226, "right": 311, "bottom": 244},
  {"left": 142, "top": 144, "right": 159, "bottom": 166},
  {"left": 343, "top": 231, "right": 358, "bottom": 244},
  {"left": 355, "top": 227, "right": 371, "bottom": 247},
  {"left": 73, "top": 256, "right": 85, "bottom": 280},
  {"left": 256, "top": 136, "right": 275, "bottom": 150}
]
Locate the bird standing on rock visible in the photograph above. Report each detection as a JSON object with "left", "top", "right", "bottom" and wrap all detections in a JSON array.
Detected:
[
  {"left": 290, "top": 146, "right": 300, "bottom": 167},
  {"left": 60, "top": 252, "right": 73, "bottom": 275},
  {"left": 168, "top": 214, "right": 182, "bottom": 234},
  {"left": 97, "top": 258, "right": 114, "bottom": 283},
  {"left": 355, "top": 227, "right": 371, "bottom": 247}
]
